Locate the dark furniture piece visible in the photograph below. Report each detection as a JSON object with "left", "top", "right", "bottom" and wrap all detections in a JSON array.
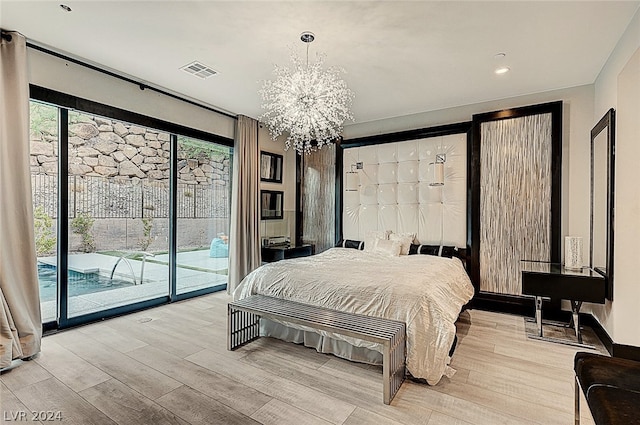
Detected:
[
  {"left": 228, "top": 295, "right": 406, "bottom": 404},
  {"left": 521, "top": 260, "right": 605, "bottom": 348},
  {"left": 261, "top": 244, "right": 313, "bottom": 263},
  {"left": 574, "top": 352, "right": 640, "bottom": 425}
]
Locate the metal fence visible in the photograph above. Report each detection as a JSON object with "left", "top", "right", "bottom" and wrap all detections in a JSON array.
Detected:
[{"left": 32, "top": 174, "right": 230, "bottom": 219}]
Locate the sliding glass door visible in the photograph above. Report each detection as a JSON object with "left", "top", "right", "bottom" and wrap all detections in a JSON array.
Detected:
[
  {"left": 30, "top": 100, "right": 59, "bottom": 323},
  {"left": 30, "top": 87, "right": 233, "bottom": 329},
  {"left": 66, "top": 111, "right": 170, "bottom": 318},
  {"left": 176, "top": 136, "right": 231, "bottom": 295}
]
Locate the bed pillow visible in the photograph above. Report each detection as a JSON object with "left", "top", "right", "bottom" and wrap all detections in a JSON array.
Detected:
[
  {"left": 373, "top": 238, "right": 402, "bottom": 257},
  {"left": 440, "top": 246, "right": 457, "bottom": 258},
  {"left": 409, "top": 244, "right": 438, "bottom": 256},
  {"left": 363, "top": 230, "right": 390, "bottom": 252},
  {"left": 335, "top": 239, "right": 364, "bottom": 250},
  {"left": 389, "top": 232, "right": 416, "bottom": 255},
  {"left": 409, "top": 244, "right": 457, "bottom": 258}
]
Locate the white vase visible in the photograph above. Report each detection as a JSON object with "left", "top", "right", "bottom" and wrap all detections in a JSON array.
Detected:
[{"left": 565, "top": 236, "right": 583, "bottom": 270}]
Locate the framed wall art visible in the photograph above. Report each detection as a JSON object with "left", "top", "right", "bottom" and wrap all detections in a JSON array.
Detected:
[{"left": 260, "top": 151, "right": 283, "bottom": 183}]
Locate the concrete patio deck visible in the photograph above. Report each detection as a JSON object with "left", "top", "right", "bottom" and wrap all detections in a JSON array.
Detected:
[{"left": 39, "top": 250, "right": 228, "bottom": 320}]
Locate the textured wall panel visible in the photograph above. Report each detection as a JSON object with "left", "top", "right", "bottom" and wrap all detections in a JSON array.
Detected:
[
  {"left": 343, "top": 133, "right": 467, "bottom": 247},
  {"left": 479, "top": 114, "right": 552, "bottom": 295},
  {"left": 398, "top": 161, "right": 419, "bottom": 183},
  {"left": 302, "top": 145, "right": 336, "bottom": 253},
  {"left": 397, "top": 183, "right": 418, "bottom": 204}
]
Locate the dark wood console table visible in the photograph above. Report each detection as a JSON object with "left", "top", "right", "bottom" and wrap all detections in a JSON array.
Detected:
[
  {"left": 521, "top": 260, "right": 606, "bottom": 348},
  {"left": 261, "top": 244, "right": 313, "bottom": 263}
]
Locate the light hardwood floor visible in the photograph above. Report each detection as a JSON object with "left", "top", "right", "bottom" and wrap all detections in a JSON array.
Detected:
[{"left": 1, "top": 292, "right": 605, "bottom": 424}]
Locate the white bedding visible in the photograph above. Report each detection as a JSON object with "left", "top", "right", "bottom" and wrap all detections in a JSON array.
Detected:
[{"left": 233, "top": 247, "right": 475, "bottom": 385}]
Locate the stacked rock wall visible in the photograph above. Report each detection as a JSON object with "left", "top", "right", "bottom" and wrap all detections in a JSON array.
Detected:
[
  {"left": 30, "top": 114, "right": 231, "bottom": 253},
  {"left": 30, "top": 114, "right": 230, "bottom": 187}
]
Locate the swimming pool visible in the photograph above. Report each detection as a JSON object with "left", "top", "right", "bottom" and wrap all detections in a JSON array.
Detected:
[{"left": 38, "top": 263, "right": 134, "bottom": 302}]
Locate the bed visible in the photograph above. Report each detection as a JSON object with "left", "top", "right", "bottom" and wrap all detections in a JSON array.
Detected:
[
  {"left": 233, "top": 245, "right": 474, "bottom": 385},
  {"left": 234, "top": 131, "right": 472, "bottom": 384}
]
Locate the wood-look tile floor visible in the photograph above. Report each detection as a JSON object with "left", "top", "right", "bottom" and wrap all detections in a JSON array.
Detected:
[{"left": 1, "top": 292, "right": 606, "bottom": 425}]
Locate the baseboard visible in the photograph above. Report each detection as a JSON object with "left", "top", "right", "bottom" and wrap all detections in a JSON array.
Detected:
[
  {"left": 581, "top": 314, "right": 614, "bottom": 355},
  {"left": 472, "top": 292, "right": 640, "bottom": 360}
]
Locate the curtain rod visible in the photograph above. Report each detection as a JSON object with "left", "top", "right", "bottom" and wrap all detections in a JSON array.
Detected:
[
  {"left": 26, "top": 41, "right": 237, "bottom": 120},
  {"left": 1, "top": 32, "right": 13, "bottom": 42}
]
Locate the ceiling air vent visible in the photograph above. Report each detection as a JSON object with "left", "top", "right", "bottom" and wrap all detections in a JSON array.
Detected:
[{"left": 180, "top": 61, "right": 218, "bottom": 79}]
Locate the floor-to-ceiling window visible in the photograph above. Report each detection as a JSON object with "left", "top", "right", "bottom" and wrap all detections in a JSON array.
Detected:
[
  {"left": 66, "top": 112, "right": 171, "bottom": 318},
  {"left": 30, "top": 100, "right": 59, "bottom": 323},
  {"left": 176, "top": 136, "right": 231, "bottom": 295},
  {"left": 30, "top": 87, "right": 233, "bottom": 329}
]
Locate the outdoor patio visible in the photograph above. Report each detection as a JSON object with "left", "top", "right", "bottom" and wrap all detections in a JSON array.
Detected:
[{"left": 38, "top": 250, "right": 228, "bottom": 319}]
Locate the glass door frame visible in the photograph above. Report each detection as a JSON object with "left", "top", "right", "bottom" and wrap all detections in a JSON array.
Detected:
[{"left": 32, "top": 85, "right": 233, "bottom": 331}]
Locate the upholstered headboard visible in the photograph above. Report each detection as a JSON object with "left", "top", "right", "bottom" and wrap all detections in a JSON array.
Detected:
[{"left": 342, "top": 133, "right": 467, "bottom": 247}]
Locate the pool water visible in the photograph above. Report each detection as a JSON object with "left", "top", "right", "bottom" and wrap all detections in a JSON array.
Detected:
[{"left": 38, "top": 263, "right": 134, "bottom": 302}]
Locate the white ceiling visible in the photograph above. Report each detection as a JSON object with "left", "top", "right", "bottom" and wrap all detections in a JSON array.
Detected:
[{"left": 2, "top": 1, "right": 639, "bottom": 126}]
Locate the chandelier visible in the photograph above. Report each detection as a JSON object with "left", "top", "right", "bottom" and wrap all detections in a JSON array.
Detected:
[{"left": 259, "top": 32, "right": 355, "bottom": 154}]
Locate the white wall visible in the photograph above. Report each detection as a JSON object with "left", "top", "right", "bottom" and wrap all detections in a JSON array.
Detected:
[
  {"left": 593, "top": 8, "right": 640, "bottom": 347},
  {"left": 27, "top": 48, "right": 235, "bottom": 139}
]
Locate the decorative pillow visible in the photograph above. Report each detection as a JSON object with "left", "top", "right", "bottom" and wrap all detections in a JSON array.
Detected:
[
  {"left": 409, "top": 244, "right": 457, "bottom": 258},
  {"left": 335, "top": 239, "right": 364, "bottom": 250},
  {"left": 363, "top": 230, "right": 390, "bottom": 252},
  {"left": 389, "top": 232, "right": 416, "bottom": 255},
  {"left": 440, "top": 245, "right": 457, "bottom": 258},
  {"left": 372, "top": 238, "right": 402, "bottom": 257},
  {"left": 409, "top": 244, "right": 439, "bottom": 255}
]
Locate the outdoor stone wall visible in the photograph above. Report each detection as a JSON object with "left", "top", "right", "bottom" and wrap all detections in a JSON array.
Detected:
[
  {"left": 30, "top": 114, "right": 230, "bottom": 187},
  {"left": 30, "top": 112, "right": 232, "bottom": 255},
  {"left": 85, "top": 218, "right": 230, "bottom": 252}
]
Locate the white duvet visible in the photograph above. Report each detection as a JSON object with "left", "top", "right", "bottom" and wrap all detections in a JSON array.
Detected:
[{"left": 233, "top": 247, "right": 475, "bottom": 385}]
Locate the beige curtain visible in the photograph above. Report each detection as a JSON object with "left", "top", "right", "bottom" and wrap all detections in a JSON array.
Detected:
[
  {"left": 0, "top": 31, "right": 42, "bottom": 368},
  {"left": 227, "top": 115, "right": 261, "bottom": 296}
]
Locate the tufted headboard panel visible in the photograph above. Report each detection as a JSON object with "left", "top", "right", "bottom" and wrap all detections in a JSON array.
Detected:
[{"left": 342, "top": 133, "right": 467, "bottom": 247}]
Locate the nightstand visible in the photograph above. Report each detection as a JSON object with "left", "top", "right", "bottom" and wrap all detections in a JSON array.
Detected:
[
  {"left": 521, "top": 260, "right": 606, "bottom": 348},
  {"left": 261, "top": 244, "right": 313, "bottom": 263}
]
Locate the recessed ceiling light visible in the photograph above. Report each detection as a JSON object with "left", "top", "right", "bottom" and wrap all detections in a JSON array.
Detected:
[
  {"left": 493, "top": 52, "right": 506, "bottom": 59},
  {"left": 495, "top": 66, "right": 510, "bottom": 75},
  {"left": 59, "top": 4, "right": 72, "bottom": 12}
]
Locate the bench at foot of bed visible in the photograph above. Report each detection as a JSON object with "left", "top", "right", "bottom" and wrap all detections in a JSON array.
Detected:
[{"left": 228, "top": 294, "right": 406, "bottom": 405}]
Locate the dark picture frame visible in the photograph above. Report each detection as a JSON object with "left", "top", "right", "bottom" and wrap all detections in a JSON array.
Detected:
[
  {"left": 260, "top": 151, "right": 283, "bottom": 183},
  {"left": 261, "top": 190, "right": 283, "bottom": 220}
]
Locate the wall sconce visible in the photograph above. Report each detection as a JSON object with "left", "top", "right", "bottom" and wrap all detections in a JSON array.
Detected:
[
  {"left": 345, "top": 162, "right": 362, "bottom": 191},
  {"left": 429, "top": 154, "right": 446, "bottom": 186}
]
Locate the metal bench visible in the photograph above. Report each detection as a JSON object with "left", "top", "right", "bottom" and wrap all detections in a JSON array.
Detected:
[{"left": 228, "top": 295, "right": 406, "bottom": 404}]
